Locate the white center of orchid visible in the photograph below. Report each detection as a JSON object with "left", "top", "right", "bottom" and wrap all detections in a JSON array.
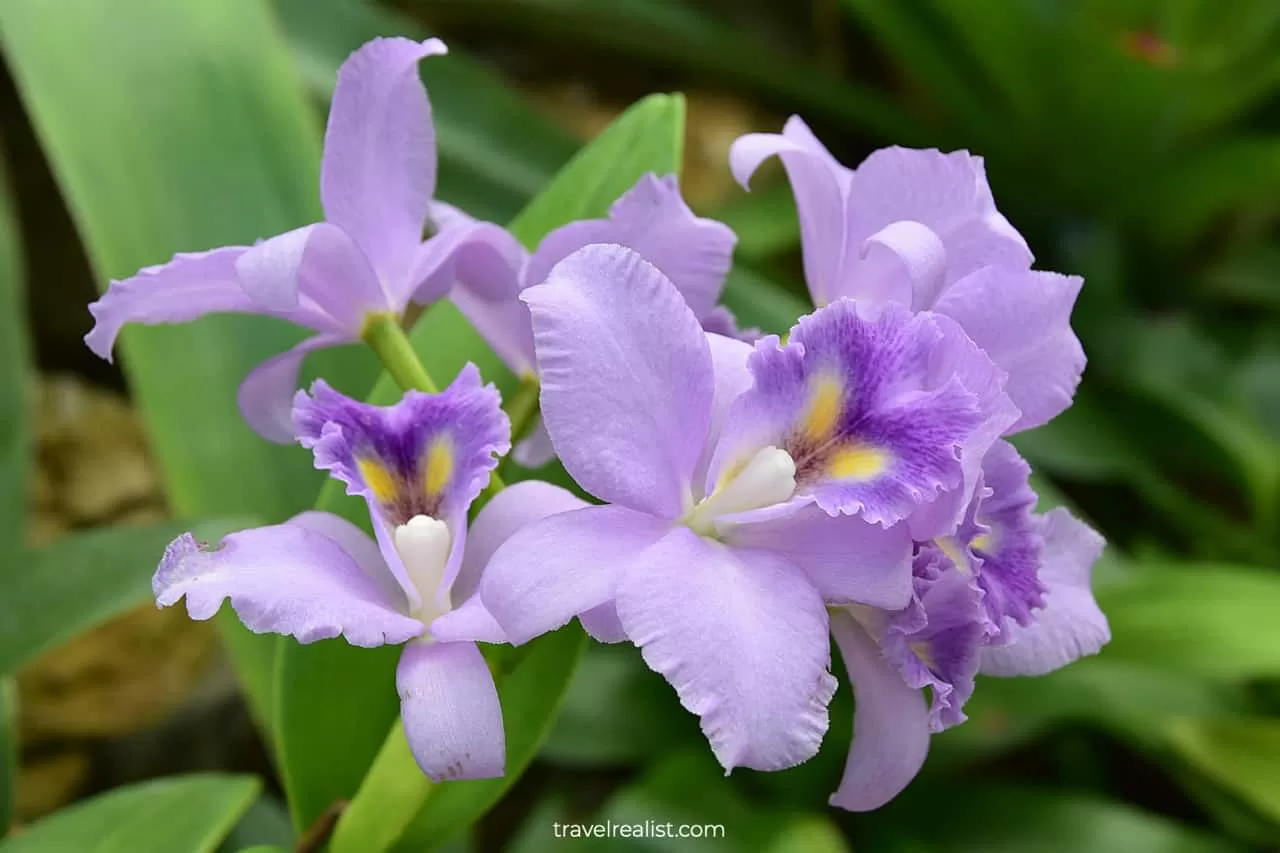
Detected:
[
  {"left": 683, "top": 446, "right": 797, "bottom": 537},
  {"left": 393, "top": 514, "right": 453, "bottom": 623}
]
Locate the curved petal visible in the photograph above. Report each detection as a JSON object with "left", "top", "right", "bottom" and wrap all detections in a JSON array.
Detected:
[
  {"left": 479, "top": 504, "right": 670, "bottom": 646},
  {"left": 405, "top": 212, "right": 526, "bottom": 309},
  {"left": 616, "top": 528, "right": 836, "bottom": 772},
  {"left": 321, "top": 37, "right": 448, "bottom": 285},
  {"left": 694, "top": 332, "right": 755, "bottom": 488},
  {"left": 981, "top": 508, "right": 1109, "bottom": 676},
  {"left": 828, "top": 609, "right": 930, "bottom": 811},
  {"left": 729, "top": 116, "right": 850, "bottom": 306},
  {"left": 527, "top": 173, "right": 736, "bottom": 320},
  {"left": 397, "top": 640, "right": 505, "bottom": 781},
  {"left": 580, "top": 602, "right": 628, "bottom": 644},
  {"left": 511, "top": 418, "right": 556, "bottom": 468},
  {"left": 858, "top": 220, "right": 947, "bottom": 310},
  {"left": 522, "top": 244, "right": 714, "bottom": 517},
  {"left": 933, "top": 267, "right": 1085, "bottom": 433},
  {"left": 84, "top": 247, "right": 334, "bottom": 362},
  {"left": 723, "top": 505, "right": 913, "bottom": 610},
  {"left": 451, "top": 286, "right": 538, "bottom": 379},
  {"left": 287, "top": 510, "right": 409, "bottom": 614},
  {"left": 451, "top": 480, "right": 588, "bottom": 604},
  {"left": 845, "top": 146, "right": 1032, "bottom": 290},
  {"left": 154, "top": 524, "right": 423, "bottom": 647},
  {"left": 235, "top": 222, "right": 387, "bottom": 330},
  {"left": 236, "top": 334, "right": 348, "bottom": 443}
]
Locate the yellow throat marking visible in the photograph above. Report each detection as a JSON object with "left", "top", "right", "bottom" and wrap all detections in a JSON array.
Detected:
[
  {"left": 357, "top": 458, "right": 398, "bottom": 504},
  {"left": 828, "top": 444, "right": 889, "bottom": 480},
  {"left": 423, "top": 437, "right": 455, "bottom": 497},
  {"left": 802, "top": 376, "right": 844, "bottom": 443}
]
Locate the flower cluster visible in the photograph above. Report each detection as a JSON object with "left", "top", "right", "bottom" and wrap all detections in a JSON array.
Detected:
[{"left": 90, "top": 38, "right": 1109, "bottom": 809}]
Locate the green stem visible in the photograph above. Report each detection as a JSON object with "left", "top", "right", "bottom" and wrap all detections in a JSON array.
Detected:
[
  {"left": 505, "top": 375, "right": 542, "bottom": 445},
  {"left": 327, "top": 720, "right": 431, "bottom": 853},
  {"left": 361, "top": 313, "right": 439, "bottom": 394}
]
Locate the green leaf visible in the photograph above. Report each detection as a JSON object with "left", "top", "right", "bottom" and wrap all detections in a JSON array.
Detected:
[
  {"left": 0, "top": 0, "right": 386, "bottom": 732},
  {"left": 1167, "top": 718, "right": 1280, "bottom": 825},
  {"left": 1, "top": 679, "right": 15, "bottom": 834},
  {"left": 1097, "top": 563, "right": 1280, "bottom": 680},
  {"left": 276, "top": 92, "right": 685, "bottom": 836},
  {"left": 0, "top": 141, "right": 28, "bottom": 554},
  {"left": 873, "top": 784, "right": 1246, "bottom": 853},
  {"left": 0, "top": 775, "right": 260, "bottom": 853},
  {"left": 216, "top": 796, "right": 294, "bottom": 853},
  {"left": 720, "top": 264, "right": 810, "bottom": 336},
  {"left": 0, "top": 519, "right": 251, "bottom": 676},
  {"left": 540, "top": 644, "right": 698, "bottom": 766},
  {"left": 508, "top": 93, "right": 686, "bottom": 246}
]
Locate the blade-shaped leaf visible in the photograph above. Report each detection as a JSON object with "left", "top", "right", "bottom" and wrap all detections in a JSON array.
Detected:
[
  {"left": 1, "top": 679, "right": 15, "bottom": 834},
  {"left": 0, "top": 775, "right": 259, "bottom": 853},
  {"left": 0, "top": 519, "right": 251, "bottom": 676},
  {"left": 1167, "top": 718, "right": 1280, "bottom": 825},
  {"left": 0, "top": 140, "right": 27, "bottom": 554},
  {"left": 276, "top": 93, "right": 685, "bottom": 836}
]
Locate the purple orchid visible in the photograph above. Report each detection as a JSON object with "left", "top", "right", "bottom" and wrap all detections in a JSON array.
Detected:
[
  {"left": 730, "top": 117, "right": 1084, "bottom": 434},
  {"left": 443, "top": 172, "right": 746, "bottom": 467},
  {"left": 464, "top": 243, "right": 1048, "bottom": 774},
  {"left": 84, "top": 37, "right": 519, "bottom": 442},
  {"left": 152, "top": 367, "right": 547, "bottom": 781},
  {"left": 828, "top": 439, "right": 1109, "bottom": 811}
]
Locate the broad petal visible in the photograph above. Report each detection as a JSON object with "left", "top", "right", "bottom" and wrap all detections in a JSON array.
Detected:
[
  {"left": 523, "top": 244, "right": 714, "bottom": 517},
  {"left": 479, "top": 504, "right": 670, "bottom": 645},
  {"left": 287, "top": 510, "right": 409, "bottom": 614},
  {"left": 828, "top": 609, "right": 930, "bottom": 812},
  {"left": 451, "top": 480, "right": 588, "bottom": 604},
  {"left": 729, "top": 116, "right": 851, "bottom": 307},
  {"left": 845, "top": 146, "right": 1032, "bottom": 291},
  {"left": 84, "top": 247, "right": 333, "bottom": 361},
  {"left": 934, "top": 267, "right": 1085, "bottom": 433},
  {"left": 723, "top": 505, "right": 913, "bottom": 610},
  {"left": 616, "top": 528, "right": 836, "bottom": 772},
  {"left": 526, "top": 173, "right": 736, "bottom": 321},
  {"left": 981, "top": 508, "right": 1109, "bottom": 676},
  {"left": 694, "top": 332, "right": 755, "bottom": 487},
  {"left": 236, "top": 334, "right": 348, "bottom": 443},
  {"left": 235, "top": 223, "right": 387, "bottom": 327},
  {"left": 321, "top": 37, "right": 448, "bottom": 285},
  {"left": 154, "top": 524, "right": 423, "bottom": 647},
  {"left": 397, "top": 640, "right": 505, "bottom": 780},
  {"left": 428, "top": 593, "right": 506, "bottom": 644}
]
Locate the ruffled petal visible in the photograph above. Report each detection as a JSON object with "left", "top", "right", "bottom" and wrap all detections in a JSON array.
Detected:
[
  {"left": 828, "top": 608, "right": 930, "bottom": 812},
  {"left": 522, "top": 244, "right": 714, "bottom": 517},
  {"left": 933, "top": 267, "right": 1085, "bottom": 433},
  {"left": 971, "top": 440, "right": 1045, "bottom": 633},
  {"left": 478, "top": 504, "right": 670, "bottom": 645},
  {"left": 321, "top": 37, "right": 448, "bottom": 286},
  {"left": 236, "top": 333, "right": 348, "bottom": 443},
  {"left": 526, "top": 173, "right": 736, "bottom": 321},
  {"left": 729, "top": 116, "right": 852, "bottom": 307},
  {"left": 84, "top": 247, "right": 334, "bottom": 362},
  {"left": 981, "top": 508, "right": 1109, "bottom": 676},
  {"left": 154, "top": 523, "right": 423, "bottom": 647},
  {"left": 293, "top": 364, "right": 509, "bottom": 526},
  {"left": 616, "top": 528, "right": 836, "bottom": 772},
  {"left": 723, "top": 504, "right": 913, "bottom": 610},
  {"left": 397, "top": 640, "right": 505, "bottom": 781}
]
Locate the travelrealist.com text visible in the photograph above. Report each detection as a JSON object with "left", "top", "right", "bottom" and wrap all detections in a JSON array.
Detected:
[{"left": 551, "top": 820, "right": 727, "bottom": 839}]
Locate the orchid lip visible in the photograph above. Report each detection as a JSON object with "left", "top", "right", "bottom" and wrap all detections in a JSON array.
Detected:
[{"left": 683, "top": 446, "right": 797, "bottom": 537}]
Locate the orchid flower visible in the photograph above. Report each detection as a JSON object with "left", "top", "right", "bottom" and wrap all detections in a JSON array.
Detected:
[
  {"left": 465, "top": 243, "right": 1027, "bottom": 773},
  {"left": 730, "top": 117, "right": 1084, "bottom": 434},
  {"left": 829, "top": 440, "right": 1110, "bottom": 811},
  {"left": 443, "top": 173, "right": 747, "bottom": 467},
  {"left": 152, "top": 367, "right": 543, "bottom": 780},
  {"left": 84, "top": 37, "right": 518, "bottom": 442}
]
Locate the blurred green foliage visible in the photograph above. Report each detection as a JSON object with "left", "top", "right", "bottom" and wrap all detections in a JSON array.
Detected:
[{"left": 0, "top": 0, "right": 1277, "bottom": 851}]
